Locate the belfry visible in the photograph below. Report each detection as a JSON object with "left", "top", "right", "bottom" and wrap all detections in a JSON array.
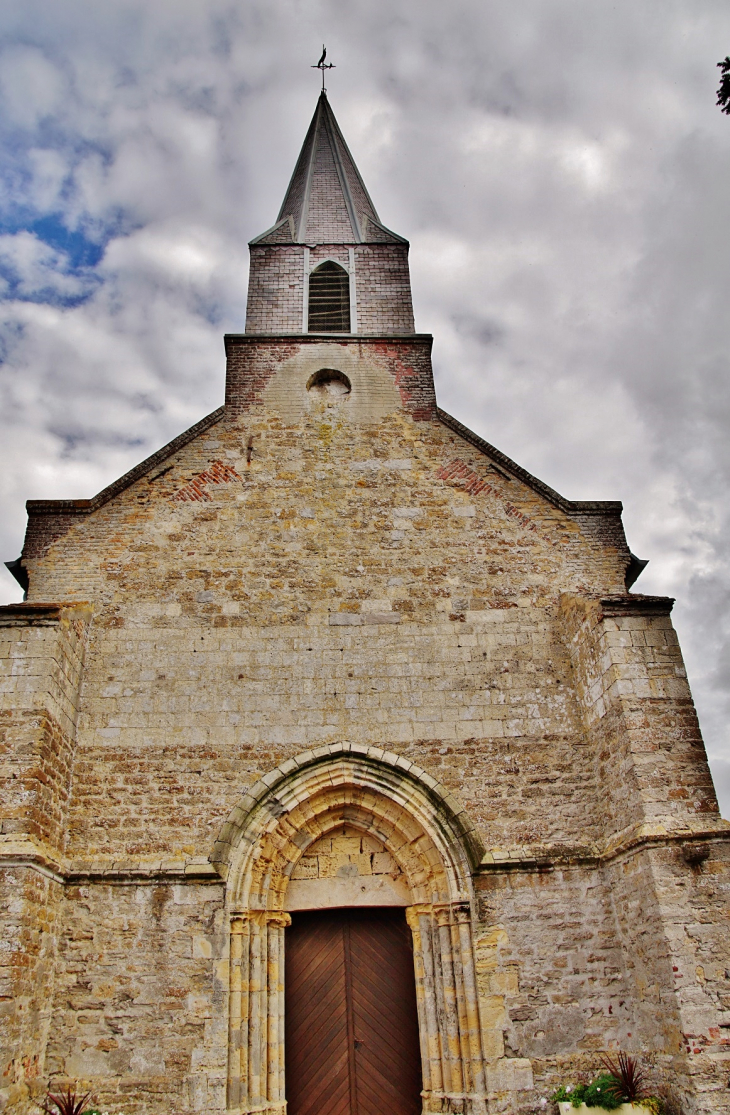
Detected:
[
  {"left": 245, "top": 89, "right": 414, "bottom": 335},
  {"left": 1, "top": 89, "right": 729, "bottom": 1115}
]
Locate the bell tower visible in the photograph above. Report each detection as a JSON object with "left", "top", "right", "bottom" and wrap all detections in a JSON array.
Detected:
[
  {"left": 245, "top": 91, "right": 415, "bottom": 336},
  {"left": 225, "top": 90, "right": 435, "bottom": 422}
]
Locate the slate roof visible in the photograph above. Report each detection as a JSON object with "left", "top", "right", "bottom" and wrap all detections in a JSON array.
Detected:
[{"left": 251, "top": 92, "right": 406, "bottom": 246}]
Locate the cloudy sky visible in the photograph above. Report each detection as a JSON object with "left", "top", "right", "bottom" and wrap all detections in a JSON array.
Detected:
[{"left": 1, "top": 0, "right": 729, "bottom": 814}]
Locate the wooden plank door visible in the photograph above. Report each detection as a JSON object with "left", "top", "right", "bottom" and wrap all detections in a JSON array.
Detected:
[
  {"left": 285, "top": 910, "right": 351, "bottom": 1115},
  {"left": 347, "top": 909, "right": 423, "bottom": 1115},
  {"left": 285, "top": 908, "right": 422, "bottom": 1115}
]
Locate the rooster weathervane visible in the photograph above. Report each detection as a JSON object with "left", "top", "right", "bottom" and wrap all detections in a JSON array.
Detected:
[{"left": 312, "top": 45, "right": 335, "bottom": 92}]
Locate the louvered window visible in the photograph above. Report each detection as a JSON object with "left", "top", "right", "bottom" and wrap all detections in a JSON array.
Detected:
[{"left": 308, "top": 261, "right": 350, "bottom": 333}]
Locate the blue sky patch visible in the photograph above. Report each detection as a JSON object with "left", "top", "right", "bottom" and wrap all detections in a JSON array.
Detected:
[
  {"left": 28, "top": 214, "right": 105, "bottom": 269},
  {"left": 0, "top": 211, "right": 106, "bottom": 307}
]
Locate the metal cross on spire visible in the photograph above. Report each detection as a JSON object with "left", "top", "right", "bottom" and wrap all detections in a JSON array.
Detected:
[{"left": 312, "top": 44, "right": 335, "bottom": 93}]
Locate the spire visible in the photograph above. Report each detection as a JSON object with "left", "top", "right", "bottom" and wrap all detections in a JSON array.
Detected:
[
  {"left": 251, "top": 92, "right": 405, "bottom": 246},
  {"left": 245, "top": 89, "right": 414, "bottom": 335}
]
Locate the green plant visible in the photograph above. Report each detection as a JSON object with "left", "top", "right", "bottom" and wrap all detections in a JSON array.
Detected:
[
  {"left": 551, "top": 1055, "right": 665, "bottom": 1112},
  {"left": 718, "top": 57, "right": 730, "bottom": 115},
  {"left": 582, "top": 1075, "right": 625, "bottom": 1109},
  {"left": 636, "top": 1100, "right": 663, "bottom": 1115},
  {"left": 551, "top": 1075, "right": 623, "bottom": 1109}
]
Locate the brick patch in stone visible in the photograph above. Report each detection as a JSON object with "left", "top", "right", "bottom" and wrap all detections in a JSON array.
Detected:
[
  {"left": 438, "top": 457, "right": 556, "bottom": 543},
  {"left": 172, "top": 459, "right": 241, "bottom": 503}
]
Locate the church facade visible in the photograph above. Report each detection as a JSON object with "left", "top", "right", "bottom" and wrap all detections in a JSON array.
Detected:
[{"left": 1, "top": 91, "right": 729, "bottom": 1115}]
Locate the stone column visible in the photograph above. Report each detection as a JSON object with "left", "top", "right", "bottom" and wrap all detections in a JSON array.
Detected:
[
  {"left": 407, "top": 905, "right": 442, "bottom": 1110},
  {"left": 227, "top": 910, "right": 291, "bottom": 1114},
  {"left": 249, "top": 915, "right": 264, "bottom": 1108},
  {"left": 435, "top": 904, "right": 465, "bottom": 1102},
  {"left": 227, "top": 916, "right": 249, "bottom": 1108},
  {"left": 407, "top": 903, "right": 487, "bottom": 1115},
  {"left": 454, "top": 903, "right": 487, "bottom": 1102},
  {"left": 267, "top": 913, "right": 288, "bottom": 1106}
]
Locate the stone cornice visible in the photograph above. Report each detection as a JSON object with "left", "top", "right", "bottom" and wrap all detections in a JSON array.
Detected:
[
  {"left": 4, "top": 821, "right": 728, "bottom": 886},
  {"left": 0, "top": 835, "right": 67, "bottom": 884},
  {"left": 478, "top": 819, "right": 730, "bottom": 874},
  {"left": 0, "top": 601, "right": 91, "bottom": 627},
  {"left": 66, "top": 860, "right": 221, "bottom": 885},
  {"left": 600, "top": 593, "right": 675, "bottom": 617},
  {"left": 0, "top": 602, "right": 63, "bottom": 626},
  {"left": 224, "top": 332, "right": 433, "bottom": 347},
  {"left": 0, "top": 836, "right": 221, "bottom": 886},
  {"left": 437, "top": 406, "right": 624, "bottom": 519}
]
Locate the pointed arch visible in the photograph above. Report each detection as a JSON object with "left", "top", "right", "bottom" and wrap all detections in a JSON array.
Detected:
[
  {"left": 211, "top": 741, "right": 483, "bottom": 906},
  {"left": 307, "top": 260, "right": 350, "bottom": 332},
  {"left": 213, "top": 744, "right": 488, "bottom": 1115}
]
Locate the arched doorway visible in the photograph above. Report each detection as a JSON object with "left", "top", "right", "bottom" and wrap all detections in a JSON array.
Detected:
[{"left": 211, "top": 743, "right": 488, "bottom": 1115}]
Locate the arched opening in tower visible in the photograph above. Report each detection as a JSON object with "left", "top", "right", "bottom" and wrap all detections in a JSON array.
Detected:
[{"left": 308, "top": 261, "right": 350, "bottom": 332}]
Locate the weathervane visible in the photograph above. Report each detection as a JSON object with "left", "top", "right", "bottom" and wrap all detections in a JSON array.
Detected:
[{"left": 312, "top": 44, "right": 335, "bottom": 92}]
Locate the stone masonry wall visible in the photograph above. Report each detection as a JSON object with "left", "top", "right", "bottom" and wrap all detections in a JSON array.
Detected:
[
  {"left": 474, "top": 865, "right": 635, "bottom": 1098},
  {"left": 558, "top": 593, "right": 730, "bottom": 1111},
  {"left": 0, "top": 605, "right": 90, "bottom": 1111},
  {"left": 473, "top": 845, "right": 730, "bottom": 1114},
  {"left": 22, "top": 369, "right": 636, "bottom": 864},
  {"left": 559, "top": 595, "right": 718, "bottom": 836},
  {"left": 45, "top": 880, "right": 227, "bottom": 1115},
  {"left": 0, "top": 869, "right": 64, "bottom": 1112},
  {"left": 5, "top": 341, "right": 728, "bottom": 1114},
  {"left": 224, "top": 337, "right": 437, "bottom": 420},
  {"left": 0, "top": 609, "right": 88, "bottom": 848}
]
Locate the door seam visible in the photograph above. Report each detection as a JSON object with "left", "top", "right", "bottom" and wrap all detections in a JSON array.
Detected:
[{"left": 343, "top": 915, "right": 359, "bottom": 1115}]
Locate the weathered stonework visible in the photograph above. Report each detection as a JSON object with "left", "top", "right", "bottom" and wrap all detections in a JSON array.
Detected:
[
  {"left": 1, "top": 88, "right": 729, "bottom": 1115},
  {"left": 285, "top": 822, "right": 411, "bottom": 909}
]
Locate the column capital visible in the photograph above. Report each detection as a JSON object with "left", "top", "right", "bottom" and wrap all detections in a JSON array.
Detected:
[
  {"left": 230, "top": 908, "right": 292, "bottom": 929},
  {"left": 406, "top": 901, "right": 472, "bottom": 926},
  {"left": 406, "top": 903, "right": 433, "bottom": 926},
  {"left": 267, "top": 911, "right": 292, "bottom": 928},
  {"left": 433, "top": 901, "right": 471, "bottom": 926}
]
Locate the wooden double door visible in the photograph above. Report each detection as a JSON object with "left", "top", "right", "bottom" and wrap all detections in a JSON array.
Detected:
[{"left": 285, "top": 907, "right": 423, "bottom": 1115}]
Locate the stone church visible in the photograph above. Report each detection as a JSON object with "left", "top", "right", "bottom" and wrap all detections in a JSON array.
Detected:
[{"left": 1, "top": 90, "right": 729, "bottom": 1115}]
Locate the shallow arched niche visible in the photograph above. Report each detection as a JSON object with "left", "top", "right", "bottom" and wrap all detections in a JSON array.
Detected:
[
  {"left": 257, "top": 343, "right": 403, "bottom": 423},
  {"left": 212, "top": 743, "right": 489, "bottom": 1115}
]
